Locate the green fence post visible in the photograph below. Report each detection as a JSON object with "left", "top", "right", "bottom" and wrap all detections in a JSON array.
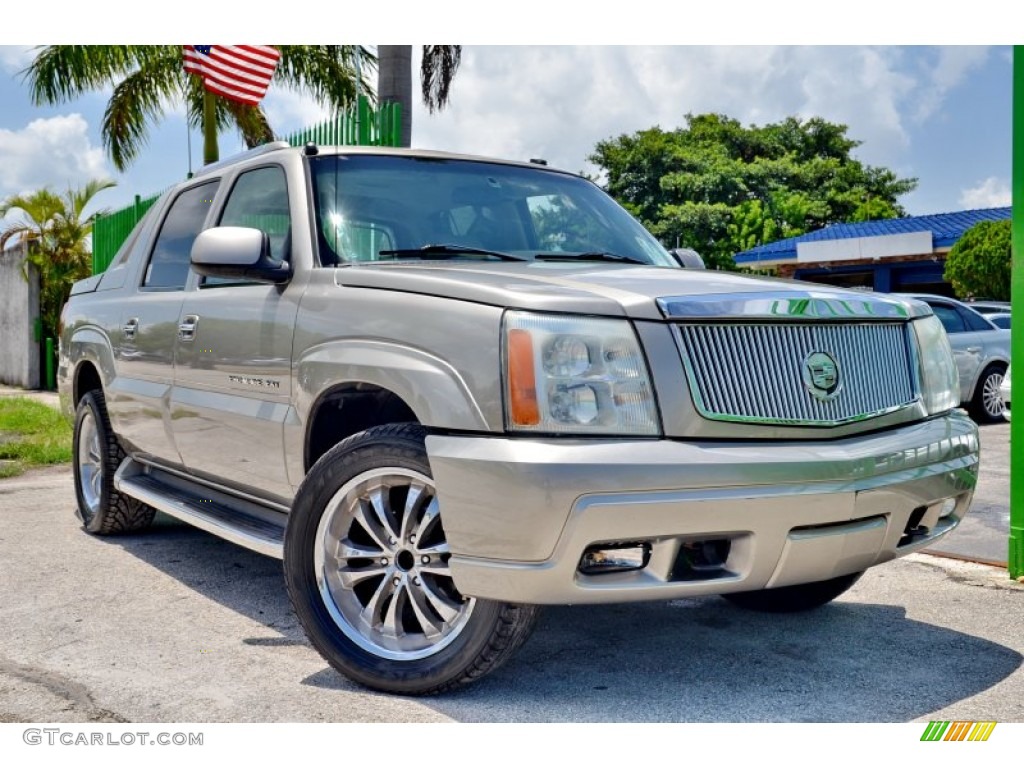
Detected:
[
  {"left": 44, "top": 337, "right": 55, "bottom": 391},
  {"left": 1011, "top": 45, "right": 1023, "bottom": 579}
]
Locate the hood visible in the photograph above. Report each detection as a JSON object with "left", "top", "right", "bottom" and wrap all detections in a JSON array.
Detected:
[{"left": 334, "top": 261, "right": 926, "bottom": 321}]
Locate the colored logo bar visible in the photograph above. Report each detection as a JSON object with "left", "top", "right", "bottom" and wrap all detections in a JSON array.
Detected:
[{"left": 921, "top": 721, "right": 997, "bottom": 741}]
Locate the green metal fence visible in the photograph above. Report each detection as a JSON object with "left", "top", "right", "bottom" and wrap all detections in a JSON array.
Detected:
[
  {"left": 284, "top": 97, "right": 401, "bottom": 149},
  {"left": 91, "top": 97, "right": 402, "bottom": 274},
  {"left": 92, "top": 193, "right": 161, "bottom": 274}
]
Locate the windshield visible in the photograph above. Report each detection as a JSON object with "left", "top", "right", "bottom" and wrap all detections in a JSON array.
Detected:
[{"left": 309, "top": 154, "right": 675, "bottom": 267}]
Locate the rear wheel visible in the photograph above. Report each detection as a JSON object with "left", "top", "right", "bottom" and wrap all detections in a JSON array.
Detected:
[
  {"left": 284, "top": 423, "right": 539, "bottom": 694},
  {"left": 721, "top": 571, "right": 863, "bottom": 613},
  {"left": 971, "top": 364, "right": 1007, "bottom": 423},
  {"left": 73, "top": 390, "right": 155, "bottom": 534}
]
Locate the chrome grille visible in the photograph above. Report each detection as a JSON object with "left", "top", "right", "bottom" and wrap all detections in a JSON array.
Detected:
[{"left": 676, "top": 322, "right": 917, "bottom": 425}]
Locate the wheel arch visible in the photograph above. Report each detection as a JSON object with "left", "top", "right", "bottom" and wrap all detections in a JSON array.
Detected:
[{"left": 303, "top": 382, "right": 421, "bottom": 472}]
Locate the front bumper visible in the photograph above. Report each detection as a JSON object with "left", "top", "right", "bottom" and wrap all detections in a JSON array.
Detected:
[{"left": 426, "top": 412, "right": 979, "bottom": 604}]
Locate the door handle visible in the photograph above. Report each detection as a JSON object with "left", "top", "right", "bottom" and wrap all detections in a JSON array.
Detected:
[
  {"left": 122, "top": 318, "right": 138, "bottom": 340},
  {"left": 178, "top": 315, "right": 199, "bottom": 342},
  {"left": 966, "top": 346, "right": 981, "bottom": 354}
]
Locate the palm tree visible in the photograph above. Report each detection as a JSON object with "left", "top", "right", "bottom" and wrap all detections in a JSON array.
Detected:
[
  {"left": 25, "top": 46, "right": 369, "bottom": 170},
  {"left": 1, "top": 180, "right": 116, "bottom": 342},
  {"left": 377, "top": 45, "right": 462, "bottom": 147}
]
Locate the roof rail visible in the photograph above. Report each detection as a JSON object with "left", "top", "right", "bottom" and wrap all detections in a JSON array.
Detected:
[{"left": 193, "top": 141, "right": 292, "bottom": 177}]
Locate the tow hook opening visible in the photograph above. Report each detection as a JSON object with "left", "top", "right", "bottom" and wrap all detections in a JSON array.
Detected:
[
  {"left": 578, "top": 542, "right": 651, "bottom": 575},
  {"left": 899, "top": 498, "right": 958, "bottom": 547},
  {"left": 670, "top": 538, "right": 733, "bottom": 581}
]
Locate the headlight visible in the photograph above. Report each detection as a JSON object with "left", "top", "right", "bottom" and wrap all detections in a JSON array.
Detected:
[
  {"left": 503, "top": 311, "right": 660, "bottom": 435},
  {"left": 912, "top": 314, "right": 959, "bottom": 414}
]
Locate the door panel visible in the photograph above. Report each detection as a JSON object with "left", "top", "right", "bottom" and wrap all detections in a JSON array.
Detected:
[
  {"left": 171, "top": 284, "right": 299, "bottom": 501},
  {"left": 169, "top": 164, "right": 298, "bottom": 502},
  {"left": 108, "top": 181, "right": 220, "bottom": 463}
]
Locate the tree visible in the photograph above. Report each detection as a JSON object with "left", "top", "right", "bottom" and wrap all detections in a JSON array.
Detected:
[
  {"left": 25, "top": 46, "right": 367, "bottom": 169},
  {"left": 944, "top": 220, "right": 1011, "bottom": 301},
  {"left": 590, "top": 113, "right": 917, "bottom": 269},
  {"left": 0, "top": 180, "right": 115, "bottom": 342},
  {"left": 377, "top": 45, "right": 461, "bottom": 147}
]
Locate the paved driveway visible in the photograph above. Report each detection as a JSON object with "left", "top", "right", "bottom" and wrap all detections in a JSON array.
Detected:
[{"left": 1, "top": 463, "right": 1023, "bottom": 723}]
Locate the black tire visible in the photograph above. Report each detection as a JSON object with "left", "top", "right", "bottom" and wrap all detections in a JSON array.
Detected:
[
  {"left": 970, "top": 363, "right": 1007, "bottom": 423},
  {"left": 72, "top": 390, "right": 156, "bottom": 535},
  {"left": 721, "top": 571, "right": 863, "bottom": 613},
  {"left": 284, "top": 423, "right": 540, "bottom": 695}
]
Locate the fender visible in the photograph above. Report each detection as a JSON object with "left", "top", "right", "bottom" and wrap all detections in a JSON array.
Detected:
[{"left": 285, "top": 338, "right": 495, "bottom": 485}]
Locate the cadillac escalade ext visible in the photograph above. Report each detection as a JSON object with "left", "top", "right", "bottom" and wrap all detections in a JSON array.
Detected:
[{"left": 58, "top": 142, "right": 979, "bottom": 694}]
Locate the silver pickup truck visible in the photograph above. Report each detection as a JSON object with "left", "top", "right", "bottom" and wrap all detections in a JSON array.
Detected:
[{"left": 59, "top": 142, "right": 979, "bottom": 695}]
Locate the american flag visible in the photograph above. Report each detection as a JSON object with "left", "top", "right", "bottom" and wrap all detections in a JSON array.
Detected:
[{"left": 183, "top": 45, "right": 280, "bottom": 106}]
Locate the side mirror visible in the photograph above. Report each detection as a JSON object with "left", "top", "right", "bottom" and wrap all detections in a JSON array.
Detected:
[
  {"left": 669, "top": 247, "right": 705, "bottom": 269},
  {"left": 191, "top": 226, "right": 291, "bottom": 284}
]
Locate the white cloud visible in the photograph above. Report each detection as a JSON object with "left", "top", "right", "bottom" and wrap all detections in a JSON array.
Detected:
[
  {"left": 912, "top": 46, "right": 990, "bottom": 122},
  {"left": 0, "top": 45, "right": 34, "bottom": 73},
  {"left": 262, "top": 87, "right": 332, "bottom": 138},
  {"left": 959, "top": 177, "right": 1010, "bottom": 209},
  {"left": 0, "top": 114, "right": 111, "bottom": 197},
  {"left": 409, "top": 46, "right": 962, "bottom": 177}
]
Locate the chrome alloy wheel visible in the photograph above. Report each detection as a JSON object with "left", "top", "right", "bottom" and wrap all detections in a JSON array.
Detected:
[
  {"left": 77, "top": 409, "right": 103, "bottom": 517},
  {"left": 982, "top": 370, "right": 1006, "bottom": 419},
  {"left": 314, "top": 467, "right": 475, "bottom": 661}
]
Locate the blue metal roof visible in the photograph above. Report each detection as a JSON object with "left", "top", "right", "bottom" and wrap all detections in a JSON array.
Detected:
[{"left": 734, "top": 206, "right": 1010, "bottom": 264}]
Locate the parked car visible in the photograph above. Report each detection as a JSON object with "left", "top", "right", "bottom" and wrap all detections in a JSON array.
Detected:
[
  {"left": 965, "top": 299, "right": 1011, "bottom": 315},
  {"left": 988, "top": 312, "right": 1011, "bottom": 330},
  {"left": 1002, "top": 365, "right": 1012, "bottom": 420},
  {"left": 58, "top": 143, "right": 980, "bottom": 695},
  {"left": 897, "top": 294, "right": 1009, "bottom": 423}
]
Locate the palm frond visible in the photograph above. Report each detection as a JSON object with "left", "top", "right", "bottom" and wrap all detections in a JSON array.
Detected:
[
  {"left": 421, "top": 45, "right": 462, "bottom": 113},
  {"left": 222, "top": 101, "right": 274, "bottom": 148},
  {"left": 275, "top": 45, "right": 363, "bottom": 111},
  {"left": 66, "top": 179, "right": 117, "bottom": 220},
  {"left": 25, "top": 45, "right": 174, "bottom": 104},
  {"left": 0, "top": 189, "right": 64, "bottom": 227},
  {"left": 102, "top": 51, "right": 186, "bottom": 171}
]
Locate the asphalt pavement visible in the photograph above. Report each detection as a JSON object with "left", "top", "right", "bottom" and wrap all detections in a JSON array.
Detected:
[{"left": 0, "top": 419, "right": 1021, "bottom": 722}]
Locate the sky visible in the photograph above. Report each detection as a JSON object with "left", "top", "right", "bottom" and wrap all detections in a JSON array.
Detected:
[{"left": 0, "top": 30, "right": 1015, "bottom": 233}]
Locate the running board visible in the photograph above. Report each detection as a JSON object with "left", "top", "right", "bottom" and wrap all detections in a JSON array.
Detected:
[{"left": 114, "top": 459, "right": 286, "bottom": 559}]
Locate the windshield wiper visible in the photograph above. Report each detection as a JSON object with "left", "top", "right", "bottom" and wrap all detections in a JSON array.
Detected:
[
  {"left": 378, "top": 244, "right": 529, "bottom": 262},
  {"left": 534, "top": 251, "right": 648, "bottom": 265}
]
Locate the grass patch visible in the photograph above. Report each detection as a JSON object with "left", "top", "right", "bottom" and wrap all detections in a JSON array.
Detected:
[{"left": 0, "top": 398, "right": 72, "bottom": 478}]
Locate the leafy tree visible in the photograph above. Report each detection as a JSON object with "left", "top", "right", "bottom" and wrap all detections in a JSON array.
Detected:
[
  {"left": 590, "top": 113, "right": 917, "bottom": 269},
  {"left": 0, "top": 180, "right": 115, "bottom": 342},
  {"left": 944, "top": 220, "right": 1011, "bottom": 301},
  {"left": 25, "top": 46, "right": 367, "bottom": 169},
  {"left": 378, "top": 45, "right": 462, "bottom": 147}
]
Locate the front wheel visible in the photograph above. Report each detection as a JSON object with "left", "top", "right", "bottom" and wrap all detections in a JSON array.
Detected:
[
  {"left": 721, "top": 571, "right": 863, "bottom": 613},
  {"left": 284, "top": 423, "right": 539, "bottom": 694}
]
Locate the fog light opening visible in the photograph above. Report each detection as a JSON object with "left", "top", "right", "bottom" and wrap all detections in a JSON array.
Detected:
[{"left": 579, "top": 542, "right": 651, "bottom": 575}]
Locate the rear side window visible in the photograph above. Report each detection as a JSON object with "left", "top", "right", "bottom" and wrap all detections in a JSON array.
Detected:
[
  {"left": 961, "top": 306, "right": 994, "bottom": 332},
  {"left": 142, "top": 181, "right": 219, "bottom": 289}
]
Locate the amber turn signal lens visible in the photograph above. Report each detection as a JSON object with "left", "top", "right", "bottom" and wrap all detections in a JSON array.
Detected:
[{"left": 507, "top": 329, "right": 540, "bottom": 425}]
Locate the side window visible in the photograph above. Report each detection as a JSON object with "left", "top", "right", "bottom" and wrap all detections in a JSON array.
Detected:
[
  {"left": 202, "top": 166, "right": 290, "bottom": 286},
  {"left": 931, "top": 304, "right": 967, "bottom": 334},
  {"left": 142, "top": 181, "right": 219, "bottom": 289},
  {"left": 223, "top": 164, "right": 290, "bottom": 249}
]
